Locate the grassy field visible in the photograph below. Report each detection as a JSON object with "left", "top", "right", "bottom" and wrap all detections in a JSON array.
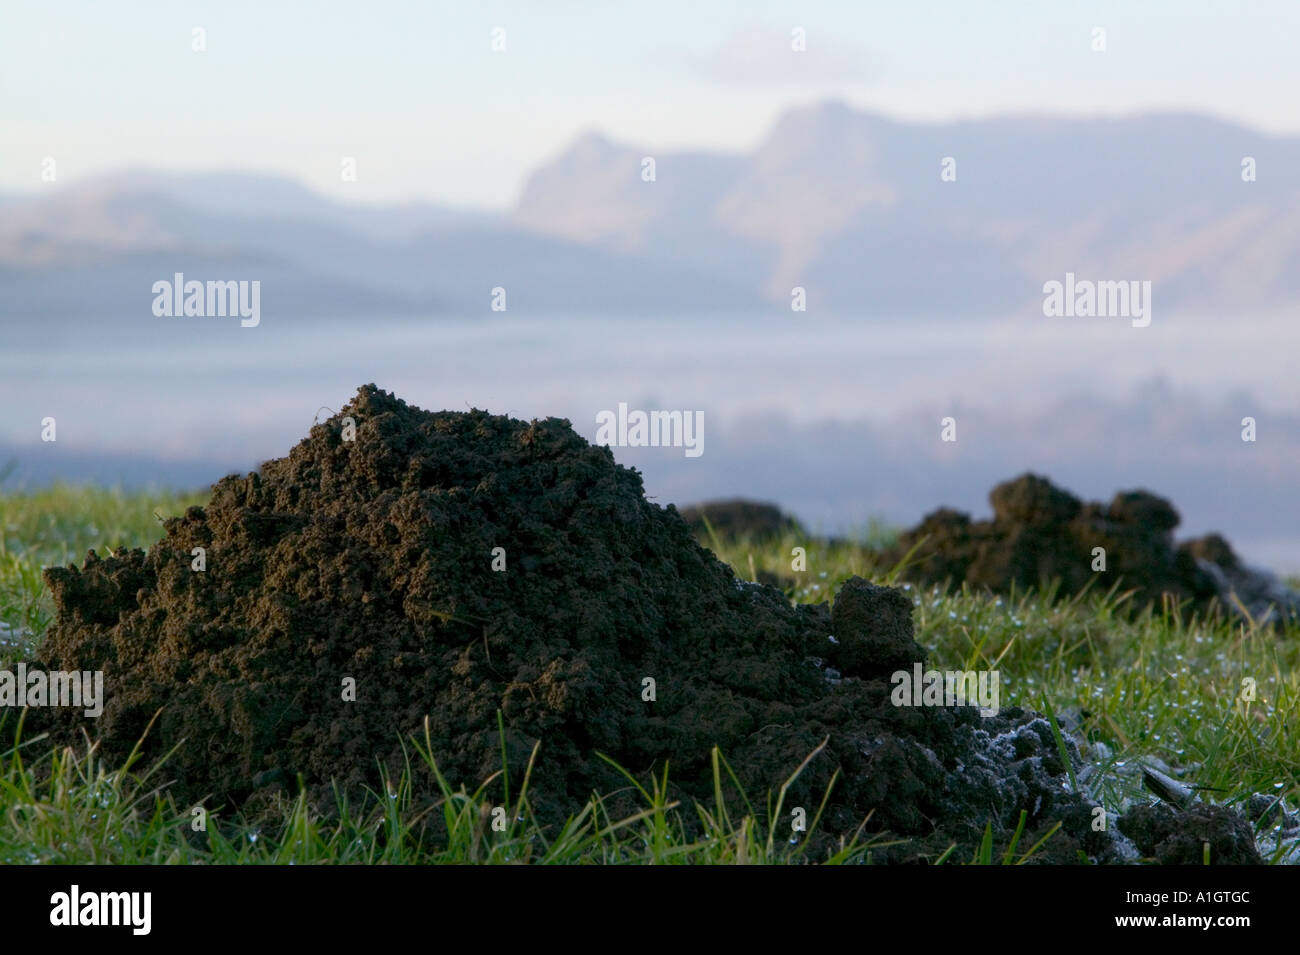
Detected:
[{"left": 1, "top": 486, "right": 1297, "bottom": 864}]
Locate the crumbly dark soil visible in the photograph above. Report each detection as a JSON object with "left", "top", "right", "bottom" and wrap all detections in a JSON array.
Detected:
[
  {"left": 30, "top": 387, "right": 1255, "bottom": 862},
  {"left": 1119, "top": 804, "right": 1262, "bottom": 864}
]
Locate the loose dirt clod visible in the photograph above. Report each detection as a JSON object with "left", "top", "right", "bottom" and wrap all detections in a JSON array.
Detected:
[
  {"left": 30, "top": 387, "right": 1257, "bottom": 861},
  {"left": 1119, "top": 804, "right": 1262, "bottom": 864}
]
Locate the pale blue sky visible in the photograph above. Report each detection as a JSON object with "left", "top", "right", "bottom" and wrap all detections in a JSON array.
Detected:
[{"left": 4, "top": 0, "right": 1299, "bottom": 207}]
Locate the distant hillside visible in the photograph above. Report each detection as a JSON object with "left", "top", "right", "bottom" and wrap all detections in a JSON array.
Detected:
[
  {"left": 5, "top": 103, "right": 1300, "bottom": 321},
  {"left": 515, "top": 103, "right": 1300, "bottom": 314},
  {"left": 0, "top": 171, "right": 766, "bottom": 325}
]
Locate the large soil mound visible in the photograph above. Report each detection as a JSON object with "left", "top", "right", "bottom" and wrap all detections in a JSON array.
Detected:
[
  {"left": 32, "top": 387, "right": 1252, "bottom": 861},
  {"left": 881, "top": 473, "right": 1299, "bottom": 625}
]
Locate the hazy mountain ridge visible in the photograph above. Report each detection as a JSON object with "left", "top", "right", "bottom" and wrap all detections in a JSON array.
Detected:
[
  {"left": 1, "top": 174, "right": 763, "bottom": 320},
  {"left": 5, "top": 103, "right": 1300, "bottom": 319},
  {"left": 515, "top": 104, "right": 1300, "bottom": 312}
]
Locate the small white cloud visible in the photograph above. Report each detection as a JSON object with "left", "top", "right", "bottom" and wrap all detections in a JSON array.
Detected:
[{"left": 690, "top": 26, "right": 875, "bottom": 87}]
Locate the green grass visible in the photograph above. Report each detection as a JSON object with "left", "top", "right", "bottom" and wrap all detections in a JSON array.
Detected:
[{"left": 1, "top": 486, "right": 1298, "bottom": 864}]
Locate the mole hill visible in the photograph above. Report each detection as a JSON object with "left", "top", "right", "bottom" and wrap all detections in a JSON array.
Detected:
[{"left": 32, "top": 385, "right": 1260, "bottom": 862}]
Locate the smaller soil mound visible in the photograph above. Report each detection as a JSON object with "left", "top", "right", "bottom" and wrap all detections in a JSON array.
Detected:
[
  {"left": 1181, "top": 533, "right": 1300, "bottom": 626},
  {"left": 678, "top": 499, "right": 804, "bottom": 541},
  {"left": 881, "top": 473, "right": 1299, "bottom": 624}
]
